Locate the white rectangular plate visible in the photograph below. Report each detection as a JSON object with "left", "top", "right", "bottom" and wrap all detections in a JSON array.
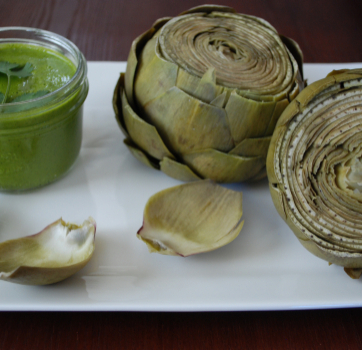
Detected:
[{"left": 1, "top": 62, "right": 362, "bottom": 311}]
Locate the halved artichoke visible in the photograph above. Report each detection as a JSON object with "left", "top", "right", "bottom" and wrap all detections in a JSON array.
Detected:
[
  {"left": 137, "top": 180, "right": 243, "bottom": 256},
  {"left": 114, "top": 5, "right": 304, "bottom": 183},
  {"left": 267, "top": 68, "right": 362, "bottom": 278},
  {"left": 0, "top": 217, "right": 96, "bottom": 285}
]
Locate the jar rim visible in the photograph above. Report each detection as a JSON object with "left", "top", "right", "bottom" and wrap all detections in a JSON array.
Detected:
[{"left": 0, "top": 26, "right": 87, "bottom": 111}]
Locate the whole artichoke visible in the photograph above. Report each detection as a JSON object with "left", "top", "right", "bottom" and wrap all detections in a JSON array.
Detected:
[
  {"left": 267, "top": 68, "right": 362, "bottom": 279},
  {"left": 114, "top": 5, "right": 304, "bottom": 182}
]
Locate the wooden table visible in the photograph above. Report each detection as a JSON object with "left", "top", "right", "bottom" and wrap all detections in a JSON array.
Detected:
[{"left": 1, "top": 0, "right": 362, "bottom": 348}]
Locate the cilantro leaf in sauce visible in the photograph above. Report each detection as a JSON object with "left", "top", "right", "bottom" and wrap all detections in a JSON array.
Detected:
[
  {"left": 0, "top": 61, "right": 33, "bottom": 104},
  {"left": 12, "top": 90, "right": 50, "bottom": 103}
]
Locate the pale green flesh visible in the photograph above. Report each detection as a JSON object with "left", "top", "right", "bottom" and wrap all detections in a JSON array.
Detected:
[
  {"left": 0, "top": 218, "right": 96, "bottom": 285},
  {"left": 138, "top": 180, "right": 243, "bottom": 256}
]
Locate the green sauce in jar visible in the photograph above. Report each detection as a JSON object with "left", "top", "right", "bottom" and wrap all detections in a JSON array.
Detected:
[
  {"left": 0, "top": 43, "right": 77, "bottom": 102},
  {"left": 0, "top": 28, "right": 88, "bottom": 191}
]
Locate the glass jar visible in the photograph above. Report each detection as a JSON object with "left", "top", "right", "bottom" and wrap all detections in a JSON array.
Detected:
[{"left": 0, "top": 27, "right": 88, "bottom": 191}]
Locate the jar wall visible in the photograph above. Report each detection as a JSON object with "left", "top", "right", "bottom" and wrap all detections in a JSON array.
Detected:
[
  {"left": 0, "top": 105, "right": 84, "bottom": 191},
  {"left": 0, "top": 27, "right": 88, "bottom": 191}
]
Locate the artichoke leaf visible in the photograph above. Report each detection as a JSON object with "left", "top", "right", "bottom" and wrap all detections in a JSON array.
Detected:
[
  {"left": 272, "top": 99, "right": 301, "bottom": 129},
  {"left": 280, "top": 35, "right": 304, "bottom": 83},
  {"left": 125, "top": 17, "right": 171, "bottom": 108},
  {"left": 183, "top": 148, "right": 265, "bottom": 183},
  {"left": 142, "top": 86, "right": 234, "bottom": 155},
  {"left": 113, "top": 73, "right": 128, "bottom": 138},
  {"left": 332, "top": 69, "right": 362, "bottom": 83},
  {"left": 268, "top": 182, "right": 288, "bottom": 222},
  {"left": 225, "top": 91, "right": 276, "bottom": 144},
  {"left": 230, "top": 136, "right": 271, "bottom": 158},
  {"left": 294, "top": 75, "right": 336, "bottom": 110},
  {"left": 251, "top": 167, "right": 267, "bottom": 182},
  {"left": 124, "top": 138, "right": 160, "bottom": 170},
  {"left": 121, "top": 87, "right": 174, "bottom": 161},
  {"left": 137, "top": 180, "right": 243, "bottom": 256},
  {"left": 176, "top": 67, "right": 224, "bottom": 104},
  {"left": 288, "top": 81, "right": 300, "bottom": 102},
  {"left": 344, "top": 267, "right": 362, "bottom": 279},
  {"left": 266, "top": 124, "right": 289, "bottom": 185},
  {"left": 264, "top": 98, "right": 290, "bottom": 135},
  {"left": 0, "top": 218, "right": 96, "bottom": 285},
  {"left": 210, "top": 91, "right": 228, "bottom": 108},
  {"left": 134, "top": 36, "right": 179, "bottom": 109},
  {"left": 160, "top": 157, "right": 201, "bottom": 181},
  {"left": 179, "top": 4, "right": 237, "bottom": 16}
]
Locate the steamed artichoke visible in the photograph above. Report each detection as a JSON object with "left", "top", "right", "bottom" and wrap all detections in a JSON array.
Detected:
[
  {"left": 267, "top": 68, "right": 362, "bottom": 279},
  {"left": 114, "top": 5, "right": 304, "bottom": 182}
]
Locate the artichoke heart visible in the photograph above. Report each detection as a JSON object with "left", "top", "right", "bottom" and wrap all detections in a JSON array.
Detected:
[
  {"left": 267, "top": 68, "right": 362, "bottom": 278},
  {"left": 137, "top": 180, "right": 243, "bottom": 256},
  {"left": 0, "top": 217, "right": 96, "bottom": 285},
  {"left": 113, "top": 5, "right": 304, "bottom": 183}
]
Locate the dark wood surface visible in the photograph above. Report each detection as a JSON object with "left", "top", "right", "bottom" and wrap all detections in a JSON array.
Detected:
[
  {"left": 0, "top": 309, "right": 362, "bottom": 349},
  {"left": 1, "top": 0, "right": 362, "bottom": 349},
  {"left": 1, "top": 0, "right": 362, "bottom": 63}
]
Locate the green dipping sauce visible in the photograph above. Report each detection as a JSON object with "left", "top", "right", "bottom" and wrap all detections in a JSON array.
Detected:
[
  {"left": 0, "top": 43, "right": 76, "bottom": 103},
  {"left": 0, "top": 39, "right": 88, "bottom": 192}
]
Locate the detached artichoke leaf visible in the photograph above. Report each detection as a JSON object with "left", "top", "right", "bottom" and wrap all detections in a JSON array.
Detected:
[
  {"left": 0, "top": 218, "right": 96, "bottom": 285},
  {"left": 137, "top": 180, "right": 243, "bottom": 256},
  {"left": 267, "top": 68, "right": 362, "bottom": 278},
  {"left": 114, "top": 5, "right": 304, "bottom": 182}
]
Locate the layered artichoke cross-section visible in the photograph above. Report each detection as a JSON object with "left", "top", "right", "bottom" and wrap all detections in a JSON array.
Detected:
[
  {"left": 114, "top": 5, "right": 304, "bottom": 182},
  {"left": 267, "top": 69, "right": 362, "bottom": 278}
]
